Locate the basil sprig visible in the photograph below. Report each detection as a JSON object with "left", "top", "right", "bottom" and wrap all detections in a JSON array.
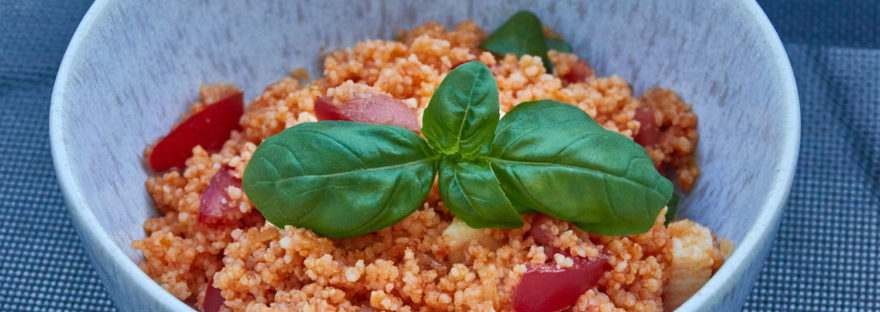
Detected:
[
  {"left": 479, "top": 11, "right": 574, "bottom": 71},
  {"left": 423, "top": 62, "right": 524, "bottom": 228},
  {"left": 243, "top": 61, "right": 672, "bottom": 237}
]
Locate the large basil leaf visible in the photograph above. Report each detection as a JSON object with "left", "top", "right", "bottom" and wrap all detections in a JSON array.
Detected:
[
  {"left": 479, "top": 11, "right": 554, "bottom": 71},
  {"left": 242, "top": 121, "right": 439, "bottom": 238},
  {"left": 487, "top": 100, "right": 673, "bottom": 236},
  {"left": 438, "top": 157, "right": 523, "bottom": 228},
  {"left": 422, "top": 61, "right": 500, "bottom": 157}
]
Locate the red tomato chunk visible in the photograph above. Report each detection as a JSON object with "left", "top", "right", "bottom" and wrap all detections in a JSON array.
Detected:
[
  {"left": 148, "top": 92, "right": 244, "bottom": 172},
  {"left": 200, "top": 277, "right": 224, "bottom": 312},
  {"left": 198, "top": 167, "right": 243, "bottom": 227},
  {"left": 633, "top": 107, "right": 659, "bottom": 147},
  {"left": 514, "top": 256, "right": 609, "bottom": 312},
  {"left": 562, "top": 60, "right": 594, "bottom": 84},
  {"left": 529, "top": 213, "right": 561, "bottom": 257},
  {"left": 314, "top": 92, "right": 420, "bottom": 131},
  {"left": 517, "top": 214, "right": 610, "bottom": 312}
]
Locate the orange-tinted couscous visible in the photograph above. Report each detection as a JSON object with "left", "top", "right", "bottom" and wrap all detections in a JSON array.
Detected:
[{"left": 133, "top": 20, "right": 724, "bottom": 312}]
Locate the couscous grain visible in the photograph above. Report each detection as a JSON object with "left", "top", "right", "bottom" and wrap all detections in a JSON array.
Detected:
[{"left": 134, "top": 19, "right": 718, "bottom": 312}]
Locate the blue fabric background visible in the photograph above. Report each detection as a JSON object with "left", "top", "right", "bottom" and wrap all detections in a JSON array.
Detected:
[{"left": 0, "top": 0, "right": 876, "bottom": 310}]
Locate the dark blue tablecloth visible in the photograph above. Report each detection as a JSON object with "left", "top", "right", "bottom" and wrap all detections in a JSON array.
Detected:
[{"left": 1, "top": 0, "right": 876, "bottom": 310}]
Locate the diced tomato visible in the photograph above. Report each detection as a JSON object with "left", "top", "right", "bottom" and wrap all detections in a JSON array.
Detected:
[
  {"left": 520, "top": 214, "right": 611, "bottom": 312},
  {"left": 529, "top": 214, "right": 562, "bottom": 257},
  {"left": 513, "top": 255, "right": 609, "bottom": 312},
  {"left": 314, "top": 93, "right": 420, "bottom": 131},
  {"left": 148, "top": 92, "right": 244, "bottom": 172},
  {"left": 200, "top": 276, "right": 224, "bottom": 312},
  {"left": 198, "top": 167, "right": 243, "bottom": 226},
  {"left": 562, "top": 60, "right": 594, "bottom": 84},
  {"left": 633, "top": 107, "right": 659, "bottom": 147},
  {"left": 314, "top": 96, "right": 344, "bottom": 121}
]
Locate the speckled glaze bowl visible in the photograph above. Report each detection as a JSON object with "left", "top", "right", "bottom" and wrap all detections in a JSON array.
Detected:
[{"left": 50, "top": 0, "right": 799, "bottom": 311}]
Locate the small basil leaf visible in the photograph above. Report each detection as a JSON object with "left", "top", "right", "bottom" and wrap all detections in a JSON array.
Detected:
[
  {"left": 665, "top": 194, "right": 680, "bottom": 226},
  {"left": 487, "top": 100, "right": 673, "bottom": 236},
  {"left": 242, "top": 121, "right": 440, "bottom": 238},
  {"left": 479, "top": 11, "right": 554, "bottom": 71},
  {"left": 438, "top": 157, "right": 523, "bottom": 228},
  {"left": 422, "top": 61, "right": 500, "bottom": 157},
  {"left": 545, "top": 38, "right": 573, "bottom": 53}
]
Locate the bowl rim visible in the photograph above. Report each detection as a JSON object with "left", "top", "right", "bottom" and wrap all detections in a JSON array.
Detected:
[
  {"left": 50, "top": 0, "right": 195, "bottom": 310},
  {"left": 678, "top": 1, "right": 800, "bottom": 309},
  {"left": 50, "top": 0, "right": 800, "bottom": 311}
]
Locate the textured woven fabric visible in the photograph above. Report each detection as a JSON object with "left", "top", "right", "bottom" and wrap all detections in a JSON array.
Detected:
[
  {"left": 0, "top": 0, "right": 876, "bottom": 311},
  {"left": 743, "top": 1, "right": 880, "bottom": 311},
  {"left": 0, "top": 1, "right": 116, "bottom": 311},
  {"left": 742, "top": 44, "right": 880, "bottom": 311}
]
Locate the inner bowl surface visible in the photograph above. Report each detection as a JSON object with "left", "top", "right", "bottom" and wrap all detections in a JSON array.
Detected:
[{"left": 51, "top": 1, "right": 799, "bottom": 311}]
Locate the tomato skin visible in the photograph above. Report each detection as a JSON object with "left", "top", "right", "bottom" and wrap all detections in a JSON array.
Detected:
[
  {"left": 314, "top": 93, "right": 420, "bottom": 132},
  {"left": 561, "top": 60, "right": 593, "bottom": 84},
  {"left": 148, "top": 92, "right": 244, "bottom": 172},
  {"left": 200, "top": 276, "right": 224, "bottom": 312},
  {"left": 199, "top": 167, "right": 243, "bottom": 227},
  {"left": 198, "top": 167, "right": 243, "bottom": 227},
  {"left": 529, "top": 214, "right": 561, "bottom": 257},
  {"left": 517, "top": 214, "right": 610, "bottom": 312},
  {"left": 633, "top": 107, "right": 659, "bottom": 147},
  {"left": 314, "top": 96, "right": 345, "bottom": 121},
  {"left": 513, "top": 256, "right": 609, "bottom": 312}
]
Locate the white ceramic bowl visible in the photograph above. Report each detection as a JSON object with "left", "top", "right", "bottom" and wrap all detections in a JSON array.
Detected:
[{"left": 50, "top": 0, "right": 799, "bottom": 311}]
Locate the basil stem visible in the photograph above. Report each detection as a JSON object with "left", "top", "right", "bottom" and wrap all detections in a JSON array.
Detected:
[
  {"left": 487, "top": 100, "right": 673, "bottom": 236},
  {"left": 479, "top": 11, "right": 554, "bottom": 71},
  {"left": 422, "top": 61, "right": 500, "bottom": 158},
  {"left": 242, "top": 121, "right": 439, "bottom": 238}
]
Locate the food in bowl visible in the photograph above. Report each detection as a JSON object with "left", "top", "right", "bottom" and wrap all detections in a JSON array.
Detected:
[{"left": 132, "top": 12, "right": 729, "bottom": 312}]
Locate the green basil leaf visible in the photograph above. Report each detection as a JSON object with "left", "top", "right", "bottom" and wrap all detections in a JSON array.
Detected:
[
  {"left": 665, "top": 194, "right": 680, "bottom": 226},
  {"left": 545, "top": 38, "right": 573, "bottom": 53},
  {"left": 438, "top": 157, "right": 523, "bottom": 228},
  {"left": 479, "top": 11, "right": 554, "bottom": 71},
  {"left": 242, "top": 121, "right": 440, "bottom": 238},
  {"left": 487, "top": 100, "right": 673, "bottom": 236},
  {"left": 422, "top": 61, "right": 500, "bottom": 157}
]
